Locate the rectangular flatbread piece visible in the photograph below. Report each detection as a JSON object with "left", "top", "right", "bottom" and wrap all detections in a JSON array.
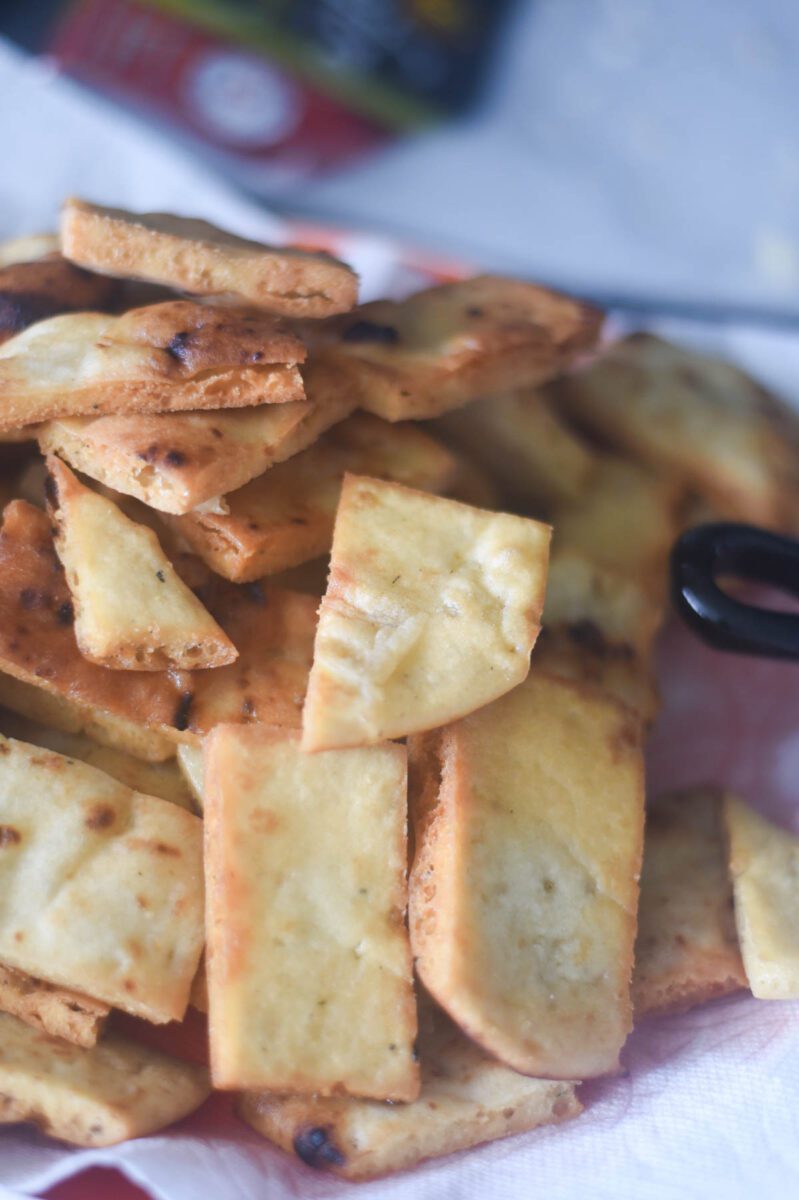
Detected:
[
  {"left": 0, "top": 1009, "right": 209, "bottom": 1146},
  {"left": 204, "top": 724, "right": 418, "bottom": 1099},
  {"left": 409, "top": 670, "right": 645, "bottom": 1078},
  {"left": 62, "top": 197, "right": 358, "bottom": 317},
  {"left": 238, "top": 1000, "right": 581, "bottom": 1181},
  {"left": 0, "top": 254, "right": 119, "bottom": 346},
  {"left": 0, "top": 735, "right": 204, "bottom": 1023},
  {"left": 633, "top": 789, "right": 746, "bottom": 1017},
  {"left": 302, "top": 475, "right": 551, "bottom": 750}
]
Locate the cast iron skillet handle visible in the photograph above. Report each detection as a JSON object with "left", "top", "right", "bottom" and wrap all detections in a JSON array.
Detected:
[{"left": 670, "top": 522, "right": 799, "bottom": 659}]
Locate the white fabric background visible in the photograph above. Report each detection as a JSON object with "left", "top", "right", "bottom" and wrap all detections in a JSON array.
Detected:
[{"left": 1, "top": 36, "right": 798, "bottom": 1200}]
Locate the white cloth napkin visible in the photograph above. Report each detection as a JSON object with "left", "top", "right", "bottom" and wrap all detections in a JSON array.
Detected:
[{"left": 2, "top": 37, "right": 799, "bottom": 1200}]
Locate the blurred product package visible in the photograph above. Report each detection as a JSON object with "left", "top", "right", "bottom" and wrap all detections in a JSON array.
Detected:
[{"left": 11, "top": 0, "right": 513, "bottom": 192}]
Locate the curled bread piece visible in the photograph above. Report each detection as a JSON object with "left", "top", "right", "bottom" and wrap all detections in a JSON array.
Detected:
[
  {"left": 0, "top": 1010, "right": 209, "bottom": 1146},
  {"left": 205, "top": 725, "right": 417, "bottom": 1100},
  {"left": 302, "top": 475, "right": 550, "bottom": 751},
  {"left": 0, "top": 501, "right": 316, "bottom": 745},
  {"left": 0, "top": 735, "right": 204, "bottom": 1023},
  {"left": 0, "top": 299, "right": 306, "bottom": 430},
  {"left": 46, "top": 456, "right": 237, "bottom": 671},
  {"left": 239, "top": 1000, "right": 581, "bottom": 1181},
  {"left": 634, "top": 789, "right": 746, "bottom": 1017},
  {"left": 409, "top": 671, "right": 645, "bottom": 1079},
  {"left": 724, "top": 795, "right": 799, "bottom": 999},
  {"left": 303, "top": 275, "right": 602, "bottom": 421},
  {"left": 165, "top": 413, "right": 458, "bottom": 582},
  {"left": 552, "top": 333, "right": 799, "bottom": 531},
  {"left": 0, "top": 964, "right": 109, "bottom": 1048},
  {"left": 62, "top": 197, "right": 358, "bottom": 317}
]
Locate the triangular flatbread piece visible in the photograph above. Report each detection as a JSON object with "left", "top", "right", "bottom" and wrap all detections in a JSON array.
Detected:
[
  {"left": 47, "top": 456, "right": 237, "bottom": 670},
  {"left": 0, "top": 300, "right": 305, "bottom": 430}
]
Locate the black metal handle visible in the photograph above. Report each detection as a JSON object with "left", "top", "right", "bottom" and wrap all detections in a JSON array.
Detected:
[{"left": 670, "top": 523, "right": 799, "bottom": 659}]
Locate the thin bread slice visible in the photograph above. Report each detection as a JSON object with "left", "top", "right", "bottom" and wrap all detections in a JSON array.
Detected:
[
  {"left": 0, "top": 964, "right": 109, "bottom": 1048},
  {"left": 0, "top": 234, "right": 60, "bottom": 268},
  {"left": 409, "top": 671, "right": 645, "bottom": 1078},
  {"left": 165, "top": 414, "right": 459, "bottom": 582},
  {"left": 553, "top": 333, "right": 799, "bottom": 531},
  {"left": 0, "top": 254, "right": 120, "bottom": 346},
  {"left": 552, "top": 458, "right": 685, "bottom": 596},
  {"left": 633, "top": 789, "right": 746, "bottom": 1018},
  {"left": 0, "top": 300, "right": 305, "bottom": 430},
  {"left": 533, "top": 624, "right": 660, "bottom": 725},
  {"left": 46, "top": 456, "right": 237, "bottom": 671},
  {"left": 0, "top": 735, "right": 204, "bottom": 1023},
  {"left": 0, "top": 502, "right": 316, "bottom": 745},
  {"left": 0, "top": 707, "right": 194, "bottom": 810},
  {"left": 204, "top": 725, "right": 417, "bottom": 1098},
  {"left": 724, "top": 795, "right": 799, "bottom": 999},
  {"left": 433, "top": 387, "right": 596, "bottom": 511},
  {"left": 544, "top": 550, "right": 664, "bottom": 659},
  {"left": 238, "top": 1000, "right": 581, "bottom": 1181},
  {"left": 38, "top": 358, "right": 356, "bottom": 515},
  {"left": 304, "top": 276, "right": 602, "bottom": 421},
  {"left": 62, "top": 198, "right": 358, "bottom": 317},
  {"left": 0, "top": 1010, "right": 209, "bottom": 1146},
  {"left": 204, "top": 727, "right": 417, "bottom": 1098},
  {"left": 0, "top": 674, "right": 175, "bottom": 763},
  {"left": 302, "top": 475, "right": 550, "bottom": 751}
]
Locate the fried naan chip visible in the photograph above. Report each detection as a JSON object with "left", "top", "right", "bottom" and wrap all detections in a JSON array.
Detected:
[
  {"left": 62, "top": 197, "right": 358, "bottom": 317},
  {"left": 533, "top": 624, "right": 659, "bottom": 725},
  {"left": 544, "top": 550, "right": 664, "bottom": 659},
  {"left": 302, "top": 476, "right": 550, "bottom": 751},
  {"left": 304, "top": 276, "right": 602, "bottom": 421},
  {"left": 0, "top": 254, "right": 119, "bottom": 346},
  {"left": 553, "top": 334, "right": 799, "bottom": 530},
  {"left": 205, "top": 725, "right": 417, "bottom": 1098},
  {"left": 166, "top": 414, "right": 459, "bottom": 582},
  {"left": 0, "top": 736, "right": 204, "bottom": 1022},
  {"left": 409, "top": 671, "right": 644, "bottom": 1078},
  {"left": 0, "top": 1010, "right": 209, "bottom": 1146},
  {"left": 47, "top": 457, "right": 237, "bottom": 670},
  {"left": 633, "top": 789, "right": 746, "bottom": 1018},
  {"left": 0, "top": 501, "right": 316, "bottom": 744},
  {"left": 0, "top": 300, "right": 305, "bottom": 430},
  {"left": 433, "top": 387, "right": 596, "bottom": 510},
  {"left": 39, "top": 358, "right": 356, "bottom": 515},
  {"left": 0, "top": 707, "right": 193, "bottom": 809},
  {"left": 0, "top": 964, "right": 109, "bottom": 1048},
  {"left": 239, "top": 1000, "right": 581, "bottom": 1180},
  {"left": 0, "top": 234, "right": 59, "bottom": 269},
  {"left": 552, "top": 458, "right": 684, "bottom": 595},
  {"left": 724, "top": 795, "right": 799, "bottom": 999}
]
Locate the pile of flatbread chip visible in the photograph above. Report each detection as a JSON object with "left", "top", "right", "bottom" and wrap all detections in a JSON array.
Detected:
[{"left": 0, "top": 199, "right": 795, "bottom": 1178}]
